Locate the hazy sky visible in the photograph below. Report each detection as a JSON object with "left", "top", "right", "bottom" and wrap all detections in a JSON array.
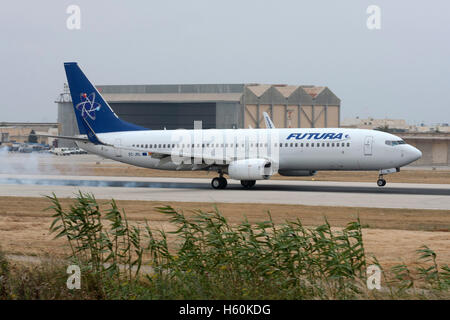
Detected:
[{"left": 1, "top": 0, "right": 449, "bottom": 124}]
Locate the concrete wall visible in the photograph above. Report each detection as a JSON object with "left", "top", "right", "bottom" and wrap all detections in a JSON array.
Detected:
[{"left": 403, "top": 137, "right": 450, "bottom": 166}]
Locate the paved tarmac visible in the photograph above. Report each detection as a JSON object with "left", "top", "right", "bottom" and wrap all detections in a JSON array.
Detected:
[{"left": 0, "top": 174, "right": 448, "bottom": 210}]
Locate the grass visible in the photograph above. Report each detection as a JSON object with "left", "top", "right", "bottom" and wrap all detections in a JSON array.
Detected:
[{"left": 0, "top": 191, "right": 449, "bottom": 300}]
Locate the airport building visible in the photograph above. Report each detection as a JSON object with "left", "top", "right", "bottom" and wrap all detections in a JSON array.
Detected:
[
  {"left": 0, "top": 122, "right": 59, "bottom": 146},
  {"left": 56, "top": 83, "right": 341, "bottom": 147}
]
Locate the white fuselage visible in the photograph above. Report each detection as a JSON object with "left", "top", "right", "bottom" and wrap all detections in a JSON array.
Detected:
[{"left": 75, "top": 128, "right": 421, "bottom": 175}]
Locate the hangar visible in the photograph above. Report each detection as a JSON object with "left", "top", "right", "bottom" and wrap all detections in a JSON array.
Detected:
[{"left": 56, "top": 83, "right": 341, "bottom": 147}]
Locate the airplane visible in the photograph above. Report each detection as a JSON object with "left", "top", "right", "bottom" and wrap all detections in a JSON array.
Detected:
[{"left": 38, "top": 62, "right": 422, "bottom": 189}]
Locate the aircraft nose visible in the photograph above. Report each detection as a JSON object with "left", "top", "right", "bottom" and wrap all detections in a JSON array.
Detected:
[{"left": 409, "top": 146, "right": 422, "bottom": 162}]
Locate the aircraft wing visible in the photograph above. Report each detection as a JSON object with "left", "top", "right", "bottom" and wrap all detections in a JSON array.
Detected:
[
  {"left": 132, "top": 149, "right": 232, "bottom": 168},
  {"left": 32, "top": 132, "right": 90, "bottom": 142}
]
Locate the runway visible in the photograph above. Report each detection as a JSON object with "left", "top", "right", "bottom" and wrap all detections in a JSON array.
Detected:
[{"left": 0, "top": 174, "right": 449, "bottom": 210}]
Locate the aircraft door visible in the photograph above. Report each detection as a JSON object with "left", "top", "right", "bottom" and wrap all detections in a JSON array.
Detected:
[
  {"left": 364, "top": 136, "right": 373, "bottom": 156},
  {"left": 114, "top": 138, "right": 122, "bottom": 157}
]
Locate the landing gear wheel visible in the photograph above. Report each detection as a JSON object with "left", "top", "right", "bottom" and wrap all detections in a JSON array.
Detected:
[
  {"left": 219, "top": 177, "right": 227, "bottom": 189},
  {"left": 241, "top": 180, "right": 256, "bottom": 189},
  {"left": 211, "top": 177, "right": 227, "bottom": 189},
  {"left": 377, "top": 178, "right": 386, "bottom": 187}
]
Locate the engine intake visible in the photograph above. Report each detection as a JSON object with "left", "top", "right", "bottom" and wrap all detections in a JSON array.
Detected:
[{"left": 228, "top": 159, "right": 274, "bottom": 180}]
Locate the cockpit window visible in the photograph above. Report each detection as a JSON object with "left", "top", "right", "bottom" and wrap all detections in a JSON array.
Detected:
[{"left": 385, "top": 140, "right": 406, "bottom": 146}]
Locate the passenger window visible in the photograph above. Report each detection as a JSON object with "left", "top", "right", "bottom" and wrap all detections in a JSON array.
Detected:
[
  {"left": 295, "top": 143, "right": 298, "bottom": 147},
  {"left": 311, "top": 143, "right": 314, "bottom": 147},
  {"left": 327, "top": 143, "right": 330, "bottom": 147},
  {"left": 322, "top": 143, "right": 325, "bottom": 147},
  {"left": 300, "top": 143, "right": 304, "bottom": 147},
  {"left": 285, "top": 143, "right": 288, "bottom": 147},
  {"left": 158, "top": 144, "right": 161, "bottom": 148},
  {"left": 306, "top": 143, "right": 309, "bottom": 147},
  {"left": 279, "top": 143, "right": 282, "bottom": 147},
  {"left": 347, "top": 143, "right": 350, "bottom": 147},
  {"left": 336, "top": 143, "right": 339, "bottom": 147},
  {"left": 331, "top": 143, "right": 335, "bottom": 147},
  {"left": 290, "top": 143, "right": 293, "bottom": 147}
]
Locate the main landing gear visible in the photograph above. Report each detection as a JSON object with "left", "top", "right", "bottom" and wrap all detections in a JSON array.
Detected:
[
  {"left": 241, "top": 180, "right": 256, "bottom": 188},
  {"left": 377, "top": 174, "right": 387, "bottom": 187},
  {"left": 210, "top": 172, "right": 257, "bottom": 190},
  {"left": 211, "top": 176, "right": 227, "bottom": 189}
]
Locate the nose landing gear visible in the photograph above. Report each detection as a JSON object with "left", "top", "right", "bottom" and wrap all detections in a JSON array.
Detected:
[{"left": 376, "top": 168, "right": 399, "bottom": 187}]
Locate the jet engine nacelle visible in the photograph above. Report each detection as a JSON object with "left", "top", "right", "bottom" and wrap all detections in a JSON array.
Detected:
[
  {"left": 227, "top": 159, "right": 274, "bottom": 180},
  {"left": 278, "top": 170, "right": 317, "bottom": 177}
]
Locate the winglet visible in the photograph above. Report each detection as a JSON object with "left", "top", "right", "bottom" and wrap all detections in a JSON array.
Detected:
[{"left": 263, "top": 112, "right": 275, "bottom": 129}]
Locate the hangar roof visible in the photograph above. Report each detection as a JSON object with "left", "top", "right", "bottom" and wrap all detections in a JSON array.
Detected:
[
  {"left": 56, "top": 83, "right": 340, "bottom": 105},
  {"left": 101, "top": 93, "right": 243, "bottom": 103}
]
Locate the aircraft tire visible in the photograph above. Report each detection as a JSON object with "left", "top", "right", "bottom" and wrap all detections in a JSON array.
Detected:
[
  {"left": 219, "top": 177, "right": 227, "bottom": 189},
  {"left": 377, "top": 178, "right": 386, "bottom": 187},
  {"left": 212, "top": 177, "right": 227, "bottom": 189},
  {"left": 241, "top": 180, "right": 256, "bottom": 188}
]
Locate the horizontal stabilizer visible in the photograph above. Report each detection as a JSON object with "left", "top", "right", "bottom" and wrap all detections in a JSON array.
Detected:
[{"left": 32, "top": 132, "right": 89, "bottom": 142}]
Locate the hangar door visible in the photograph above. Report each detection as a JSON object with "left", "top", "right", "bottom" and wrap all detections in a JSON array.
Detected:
[{"left": 110, "top": 102, "right": 216, "bottom": 130}]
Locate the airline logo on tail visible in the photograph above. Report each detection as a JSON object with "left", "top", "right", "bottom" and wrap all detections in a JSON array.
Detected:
[{"left": 76, "top": 92, "right": 101, "bottom": 120}]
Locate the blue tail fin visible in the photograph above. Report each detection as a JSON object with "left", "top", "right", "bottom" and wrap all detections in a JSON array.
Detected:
[{"left": 64, "top": 62, "right": 147, "bottom": 134}]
